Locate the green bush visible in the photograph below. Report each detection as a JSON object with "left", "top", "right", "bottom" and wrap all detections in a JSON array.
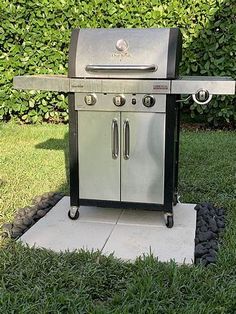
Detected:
[{"left": 0, "top": 0, "right": 235, "bottom": 125}]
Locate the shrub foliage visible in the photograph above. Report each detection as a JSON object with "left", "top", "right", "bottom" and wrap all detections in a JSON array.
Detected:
[{"left": 0, "top": 0, "right": 235, "bottom": 125}]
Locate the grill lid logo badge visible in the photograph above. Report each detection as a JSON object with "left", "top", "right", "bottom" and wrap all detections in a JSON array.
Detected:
[{"left": 116, "top": 39, "right": 129, "bottom": 52}]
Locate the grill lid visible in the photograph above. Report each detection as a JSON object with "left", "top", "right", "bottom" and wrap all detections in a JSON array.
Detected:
[{"left": 69, "top": 28, "right": 182, "bottom": 79}]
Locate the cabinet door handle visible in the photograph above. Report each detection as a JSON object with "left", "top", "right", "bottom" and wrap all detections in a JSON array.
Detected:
[
  {"left": 123, "top": 119, "right": 130, "bottom": 160},
  {"left": 112, "top": 119, "right": 119, "bottom": 159}
]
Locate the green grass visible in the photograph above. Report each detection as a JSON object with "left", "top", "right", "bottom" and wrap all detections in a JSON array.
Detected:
[
  {"left": 0, "top": 122, "right": 69, "bottom": 225},
  {"left": 0, "top": 122, "right": 236, "bottom": 313}
]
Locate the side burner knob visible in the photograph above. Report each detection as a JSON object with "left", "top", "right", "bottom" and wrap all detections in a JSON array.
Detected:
[{"left": 192, "top": 89, "right": 212, "bottom": 105}]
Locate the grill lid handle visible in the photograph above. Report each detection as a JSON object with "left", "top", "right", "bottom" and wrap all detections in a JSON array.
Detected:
[{"left": 85, "top": 64, "right": 157, "bottom": 72}]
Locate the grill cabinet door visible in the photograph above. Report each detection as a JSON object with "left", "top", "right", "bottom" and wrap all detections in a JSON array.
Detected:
[
  {"left": 78, "top": 111, "right": 120, "bottom": 201},
  {"left": 121, "top": 112, "right": 165, "bottom": 204}
]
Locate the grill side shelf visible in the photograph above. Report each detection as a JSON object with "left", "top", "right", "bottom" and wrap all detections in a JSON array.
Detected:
[
  {"left": 13, "top": 75, "right": 235, "bottom": 95},
  {"left": 171, "top": 76, "right": 235, "bottom": 95},
  {"left": 13, "top": 75, "right": 70, "bottom": 92}
]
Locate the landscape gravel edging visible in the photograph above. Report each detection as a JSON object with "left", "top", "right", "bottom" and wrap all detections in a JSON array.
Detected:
[
  {"left": 1, "top": 192, "right": 64, "bottom": 240},
  {"left": 194, "top": 202, "right": 225, "bottom": 266}
]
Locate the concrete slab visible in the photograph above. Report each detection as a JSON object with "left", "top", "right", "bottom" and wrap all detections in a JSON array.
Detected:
[
  {"left": 172, "top": 203, "right": 196, "bottom": 228},
  {"left": 20, "top": 220, "right": 114, "bottom": 252},
  {"left": 19, "top": 197, "right": 196, "bottom": 264},
  {"left": 20, "top": 197, "right": 121, "bottom": 252},
  {"left": 118, "top": 203, "right": 196, "bottom": 228},
  {"left": 118, "top": 209, "right": 165, "bottom": 227},
  {"left": 36, "top": 196, "right": 123, "bottom": 224},
  {"left": 103, "top": 224, "right": 195, "bottom": 264}
]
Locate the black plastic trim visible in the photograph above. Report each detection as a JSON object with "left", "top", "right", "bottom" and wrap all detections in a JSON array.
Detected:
[
  {"left": 69, "top": 93, "right": 79, "bottom": 207},
  {"left": 163, "top": 95, "right": 177, "bottom": 212},
  {"left": 174, "top": 98, "right": 181, "bottom": 197},
  {"left": 68, "top": 28, "right": 80, "bottom": 78},
  {"left": 79, "top": 199, "right": 168, "bottom": 211},
  {"left": 167, "top": 28, "right": 182, "bottom": 79}
]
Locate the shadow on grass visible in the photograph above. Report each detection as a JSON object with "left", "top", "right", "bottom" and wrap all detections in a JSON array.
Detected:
[{"left": 35, "top": 132, "right": 70, "bottom": 195}]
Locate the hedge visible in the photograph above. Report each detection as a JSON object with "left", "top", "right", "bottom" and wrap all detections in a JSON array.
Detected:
[{"left": 0, "top": 0, "right": 235, "bottom": 125}]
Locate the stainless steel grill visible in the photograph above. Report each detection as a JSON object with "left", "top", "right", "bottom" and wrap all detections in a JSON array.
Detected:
[{"left": 14, "top": 28, "right": 235, "bottom": 228}]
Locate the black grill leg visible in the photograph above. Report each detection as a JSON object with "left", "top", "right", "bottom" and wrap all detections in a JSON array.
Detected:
[{"left": 68, "top": 93, "right": 80, "bottom": 210}]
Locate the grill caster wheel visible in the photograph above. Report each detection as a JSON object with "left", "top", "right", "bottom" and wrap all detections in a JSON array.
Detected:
[
  {"left": 68, "top": 207, "right": 80, "bottom": 220},
  {"left": 165, "top": 214, "right": 174, "bottom": 228}
]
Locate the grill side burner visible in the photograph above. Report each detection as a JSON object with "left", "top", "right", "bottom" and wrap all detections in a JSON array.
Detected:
[{"left": 13, "top": 28, "right": 235, "bottom": 228}]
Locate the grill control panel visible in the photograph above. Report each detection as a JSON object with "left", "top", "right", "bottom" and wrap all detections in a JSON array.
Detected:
[{"left": 77, "top": 93, "right": 165, "bottom": 112}]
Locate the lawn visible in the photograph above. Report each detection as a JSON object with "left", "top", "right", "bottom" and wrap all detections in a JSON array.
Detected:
[{"left": 0, "top": 122, "right": 235, "bottom": 313}]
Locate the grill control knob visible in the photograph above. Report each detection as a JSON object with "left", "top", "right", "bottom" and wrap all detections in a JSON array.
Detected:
[
  {"left": 143, "top": 95, "right": 155, "bottom": 107},
  {"left": 84, "top": 94, "right": 97, "bottom": 106},
  {"left": 113, "top": 95, "right": 126, "bottom": 106}
]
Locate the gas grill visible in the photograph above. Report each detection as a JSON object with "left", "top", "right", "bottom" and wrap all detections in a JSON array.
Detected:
[{"left": 14, "top": 28, "right": 235, "bottom": 228}]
